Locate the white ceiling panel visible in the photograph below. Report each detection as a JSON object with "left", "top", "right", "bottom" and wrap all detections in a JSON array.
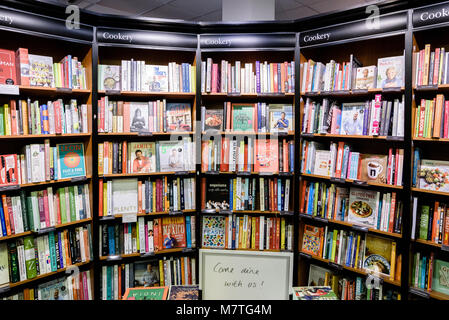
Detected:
[{"left": 277, "top": 5, "right": 318, "bottom": 20}]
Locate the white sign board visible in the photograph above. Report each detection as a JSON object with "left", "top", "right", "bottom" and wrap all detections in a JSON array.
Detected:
[{"left": 199, "top": 249, "right": 293, "bottom": 300}]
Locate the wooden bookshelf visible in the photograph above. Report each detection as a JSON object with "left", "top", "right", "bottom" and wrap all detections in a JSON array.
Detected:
[
  {"left": 200, "top": 247, "right": 291, "bottom": 252},
  {"left": 301, "top": 87, "right": 405, "bottom": 97},
  {"left": 18, "top": 86, "right": 91, "bottom": 95},
  {"left": 201, "top": 131, "right": 294, "bottom": 136},
  {"left": 13, "top": 175, "right": 92, "bottom": 189},
  {"left": 411, "top": 187, "right": 449, "bottom": 196},
  {"left": 0, "top": 133, "right": 92, "bottom": 140},
  {"left": 98, "top": 90, "right": 195, "bottom": 98},
  {"left": 413, "top": 238, "right": 442, "bottom": 248},
  {"left": 100, "top": 171, "right": 195, "bottom": 178},
  {"left": 97, "top": 132, "right": 194, "bottom": 137},
  {"left": 99, "top": 247, "right": 196, "bottom": 261},
  {"left": 99, "top": 209, "right": 197, "bottom": 220},
  {"left": 300, "top": 173, "right": 404, "bottom": 190}
]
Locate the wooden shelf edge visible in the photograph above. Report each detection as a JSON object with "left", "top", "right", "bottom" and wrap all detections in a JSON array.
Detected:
[
  {"left": 411, "top": 187, "right": 449, "bottom": 196},
  {"left": 99, "top": 247, "right": 196, "bottom": 261},
  {"left": 100, "top": 171, "right": 195, "bottom": 178},
  {"left": 99, "top": 210, "right": 196, "bottom": 219},
  {"left": 300, "top": 173, "right": 403, "bottom": 190},
  {"left": 17, "top": 175, "right": 92, "bottom": 188},
  {"left": 0, "top": 133, "right": 91, "bottom": 139}
]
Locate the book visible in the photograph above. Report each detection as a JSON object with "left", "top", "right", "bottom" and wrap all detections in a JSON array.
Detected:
[
  {"left": 292, "top": 286, "right": 338, "bottom": 300},
  {"left": 377, "top": 55, "right": 404, "bottom": 88},
  {"left": 363, "top": 234, "right": 395, "bottom": 277},
  {"left": 340, "top": 103, "right": 365, "bottom": 135},
  {"left": 145, "top": 65, "right": 168, "bottom": 92},
  {"left": 166, "top": 103, "right": 192, "bottom": 132},
  {"left": 418, "top": 159, "right": 449, "bottom": 192},
  {"left": 0, "top": 154, "right": 18, "bottom": 186},
  {"left": 201, "top": 215, "right": 226, "bottom": 248},
  {"left": 204, "top": 108, "right": 223, "bottom": 131},
  {"left": 98, "top": 65, "right": 120, "bottom": 90},
  {"left": 129, "top": 142, "right": 156, "bottom": 173},
  {"left": 129, "top": 102, "right": 149, "bottom": 132},
  {"left": 56, "top": 143, "right": 86, "bottom": 179},
  {"left": 232, "top": 104, "right": 255, "bottom": 132},
  {"left": 359, "top": 154, "right": 388, "bottom": 184},
  {"left": 0, "top": 242, "right": 9, "bottom": 287},
  {"left": 123, "top": 286, "right": 168, "bottom": 300},
  {"left": 348, "top": 188, "right": 379, "bottom": 228},
  {"left": 0, "top": 49, "right": 16, "bottom": 85},
  {"left": 168, "top": 285, "right": 199, "bottom": 300},
  {"left": 308, "top": 264, "right": 330, "bottom": 286},
  {"left": 432, "top": 259, "right": 449, "bottom": 295},
  {"left": 205, "top": 179, "right": 230, "bottom": 210},
  {"left": 162, "top": 217, "right": 186, "bottom": 249},
  {"left": 354, "top": 66, "right": 376, "bottom": 89},
  {"left": 111, "top": 178, "right": 138, "bottom": 215},
  {"left": 157, "top": 141, "right": 185, "bottom": 172},
  {"left": 28, "top": 54, "right": 54, "bottom": 87},
  {"left": 269, "top": 104, "right": 293, "bottom": 132},
  {"left": 302, "top": 224, "right": 323, "bottom": 256},
  {"left": 313, "top": 150, "right": 330, "bottom": 176},
  {"left": 254, "top": 139, "right": 279, "bottom": 173},
  {"left": 133, "top": 259, "right": 160, "bottom": 287}
]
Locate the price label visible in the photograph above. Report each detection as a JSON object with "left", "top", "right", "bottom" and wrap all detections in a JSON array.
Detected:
[{"left": 0, "top": 84, "right": 19, "bottom": 95}]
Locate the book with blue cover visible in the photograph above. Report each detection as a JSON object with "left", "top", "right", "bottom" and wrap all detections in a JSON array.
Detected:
[{"left": 56, "top": 143, "right": 85, "bottom": 179}]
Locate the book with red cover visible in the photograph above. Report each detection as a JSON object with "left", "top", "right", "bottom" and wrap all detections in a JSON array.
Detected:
[
  {"left": 254, "top": 139, "right": 279, "bottom": 173},
  {"left": 1, "top": 195, "right": 11, "bottom": 235},
  {"left": 0, "top": 49, "right": 16, "bottom": 85},
  {"left": 0, "top": 154, "right": 18, "bottom": 186},
  {"left": 161, "top": 216, "right": 186, "bottom": 248},
  {"left": 211, "top": 64, "right": 218, "bottom": 93},
  {"left": 153, "top": 218, "right": 161, "bottom": 252},
  {"left": 43, "top": 189, "right": 50, "bottom": 228},
  {"left": 10, "top": 100, "right": 17, "bottom": 135},
  {"left": 6, "top": 196, "right": 15, "bottom": 234},
  {"left": 15, "top": 48, "right": 29, "bottom": 86}
]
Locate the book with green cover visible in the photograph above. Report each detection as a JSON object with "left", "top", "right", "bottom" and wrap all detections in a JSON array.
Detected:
[
  {"left": 231, "top": 104, "right": 254, "bottom": 132},
  {"left": 19, "top": 190, "right": 29, "bottom": 232},
  {"left": 56, "top": 143, "right": 86, "bottom": 179},
  {"left": 68, "top": 186, "right": 76, "bottom": 222},
  {"left": 0, "top": 104, "right": 4, "bottom": 135},
  {"left": 26, "top": 195, "right": 34, "bottom": 232},
  {"left": 58, "top": 187, "right": 67, "bottom": 224},
  {"left": 0, "top": 242, "right": 9, "bottom": 286},
  {"left": 123, "top": 286, "right": 169, "bottom": 300},
  {"left": 419, "top": 205, "right": 430, "bottom": 240},
  {"left": 48, "top": 232, "right": 57, "bottom": 272},
  {"left": 432, "top": 259, "right": 449, "bottom": 295},
  {"left": 8, "top": 242, "right": 19, "bottom": 283},
  {"left": 23, "top": 235, "right": 37, "bottom": 279}
]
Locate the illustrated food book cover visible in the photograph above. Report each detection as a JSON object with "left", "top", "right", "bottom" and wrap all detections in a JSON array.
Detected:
[
  {"left": 168, "top": 285, "right": 199, "bottom": 300},
  {"left": 359, "top": 154, "right": 388, "bottom": 184},
  {"left": 292, "top": 286, "right": 338, "bottom": 300},
  {"left": 205, "top": 178, "right": 230, "bottom": 210},
  {"left": 98, "top": 64, "right": 120, "bottom": 90},
  {"left": 418, "top": 159, "right": 449, "bottom": 193},
  {"left": 56, "top": 143, "right": 86, "bottom": 179},
  {"left": 302, "top": 224, "right": 323, "bottom": 256},
  {"left": 347, "top": 187, "right": 380, "bottom": 228},
  {"left": 232, "top": 103, "right": 255, "bottom": 132},
  {"left": 158, "top": 140, "right": 185, "bottom": 172},
  {"left": 254, "top": 139, "right": 279, "bottom": 173},
  {"left": 201, "top": 215, "right": 226, "bottom": 249},
  {"left": 129, "top": 142, "right": 156, "bottom": 173},
  {"left": 28, "top": 54, "right": 54, "bottom": 87},
  {"left": 204, "top": 108, "right": 223, "bottom": 131},
  {"left": 123, "top": 286, "right": 169, "bottom": 300},
  {"left": 166, "top": 102, "right": 192, "bottom": 132},
  {"left": 363, "top": 234, "right": 394, "bottom": 277},
  {"left": 432, "top": 259, "right": 449, "bottom": 295}
]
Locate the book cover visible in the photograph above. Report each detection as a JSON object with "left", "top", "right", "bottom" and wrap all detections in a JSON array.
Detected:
[
  {"left": 166, "top": 103, "right": 192, "bottom": 132},
  {"left": 340, "top": 103, "right": 365, "bottom": 135},
  {"left": 129, "top": 142, "right": 156, "bottom": 173},
  {"left": 232, "top": 104, "right": 255, "bottom": 132},
  {"left": 168, "top": 285, "right": 199, "bottom": 300},
  {"left": 0, "top": 49, "right": 16, "bottom": 85},
  {"left": 269, "top": 104, "right": 293, "bottom": 132},
  {"left": 38, "top": 278, "right": 69, "bottom": 300},
  {"left": 145, "top": 65, "right": 168, "bottom": 92},
  {"left": 99, "top": 65, "right": 120, "bottom": 90},
  {"left": 133, "top": 259, "right": 160, "bottom": 287},
  {"left": 158, "top": 141, "right": 185, "bottom": 172},
  {"left": 347, "top": 187, "right": 379, "bottom": 228},
  {"left": 201, "top": 215, "right": 226, "bottom": 248},
  {"left": 302, "top": 224, "right": 323, "bottom": 256},
  {"left": 129, "top": 102, "right": 149, "bottom": 132},
  {"left": 254, "top": 139, "right": 279, "bottom": 173},
  {"left": 308, "top": 264, "right": 330, "bottom": 286},
  {"left": 0, "top": 242, "right": 8, "bottom": 286},
  {"left": 363, "top": 234, "right": 394, "bottom": 277},
  {"left": 111, "top": 178, "right": 138, "bottom": 215},
  {"left": 0, "top": 154, "right": 18, "bottom": 186},
  {"left": 418, "top": 159, "right": 449, "bottom": 192},
  {"left": 56, "top": 143, "right": 86, "bottom": 179},
  {"left": 205, "top": 178, "right": 230, "bottom": 210},
  {"left": 377, "top": 55, "right": 404, "bottom": 88},
  {"left": 432, "top": 259, "right": 449, "bottom": 295},
  {"left": 123, "top": 286, "right": 168, "bottom": 300},
  {"left": 313, "top": 150, "right": 330, "bottom": 176},
  {"left": 28, "top": 54, "right": 54, "bottom": 87},
  {"left": 359, "top": 154, "right": 388, "bottom": 184},
  {"left": 292, "top": 286, "right": 338, "bottom": 300},
  {"left": 161, "top": 216, "right": 186, "bottom": 248},
  {"left": 204, "top": 109, "right": 223, "bottom": 131},
  {"left": 354, "top": 66, "right": 376, "bottom": 89}
]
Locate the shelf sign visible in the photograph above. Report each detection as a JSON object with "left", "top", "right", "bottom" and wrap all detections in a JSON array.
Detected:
[
  {"left": 413, "top": 2, "right": 449, "bottom": 28},
  {"left": 300, "top": 11, "right": 407, "bottom": 47},
  {"left": 0, "top": 84, "right": 19, "bottom": 95},
  {"left": 200, "top": 33, "right": 295, "bottom": 49},
  {"left": 0, "top": 7, "right": 93, "bottom": 41},
  {"left": 97, "top": 27, "right": 197, "bottom": 49}
]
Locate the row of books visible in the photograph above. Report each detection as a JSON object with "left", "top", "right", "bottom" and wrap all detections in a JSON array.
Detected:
[
  {"left": 0, "top": 226, "right": 92, "bottom": 286},
  {"left": 98, "top": 139, "right": 195, "bottom": 175},
  {"left": 414, "top": 95, "right": 449, "bottom": 139},
  {"left": 97, "top": 98, "right": 192, "bottom": 133},
  {"left": 201, "top": 103, "right": 293, "bottom": 133},
  {"left": 202, "top": 215, "right": 293, "bottom": 251},
  {"left": 302, "top": 225, "right": 399, "bottom": 280},
  {"left": 412, "top": 149, "right": 449, "bottom": 193},
  {"left": 99, "top": 216, "right": 195, "bottom": 256},
  {"left": 100, "top": 257, "right": 196, "bottom": 300},
  {"left": 0, "top": 48, "right": 88, "bottom": 89},
  {"left": 0, "top": 99, "right": 89, "bottom": 136},
  {"left": 302, "top": 95, "right": 405, "bottom": 137},
  {"left": 300, "top": 55, "right": 404, "bottom": 92},
  {"left": 300, "top": 182, "right": 403, "bottom": 234},
  {"left": 201, "top": 138, "right": 294, "bottom": 173},
  {"left": 0, "top": 143, "right": 86, "bottom": 187},
  {"left": 413, "top": 44, "right": 449, "bottom": 86},
  {"left": 99, "top": 177, "right": 196, "bottom": 216},
  {"left": 411, "top": 251, "right": 449, "bottom": 296},
  {"left": 98, "top": 62, "right": 195, "bottom": 93},
  {"left": 202, "top": 59, "right": 295, "bottom": 94},
  {"left": 202, "top": 177, "right": 291, "bottom": 212},
  {"left": 0, "top": 184, "right": 91, "bottom": 236},
  {"left": 305, "top": 264, "right": 401, "bottom": 300},
  {"left": 412, "top": 198, "right": 449, "bottom": 245},
  {"left": 301, "top": 141, "right": 404, "bottom": 186},
  {"left": 1, "top": 270, "right": 93, "bottom": 300}
]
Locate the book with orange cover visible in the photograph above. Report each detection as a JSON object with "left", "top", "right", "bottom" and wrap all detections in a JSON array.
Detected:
[
  {"left": 302, "top": 224, "right": 324, "bottom": 256},
  {"left": 220, "top": 138, "right": 229, "bottom": 172},
  {"left": 434, "top": 94, "right": 444, "bottom": 137},
  {"left": 254, "top": 139, "right": 279, "bottom": 173},
  {"left": 444, "top": 207, "right": 449, "bottom": 245},
  {"left": 122, "top": 141, "right": 127, "bottom": 174},
  {"left": 433, "top": 201, "right": 440, "bottom": 243},
  {"left": 201, "top": 141, "right": 209, "bottom": 172},
  {"left": 388, "top": 192, "right": 396, "bottom": 233},
  {"left": 335, "top": 142, "right": 345, "bottom": 178},
  {"left": 138, "top": 181, "right": 142, "bottom": 213},
  {"left": 123, "top": 102, "right": 130, "bottom": 132}
]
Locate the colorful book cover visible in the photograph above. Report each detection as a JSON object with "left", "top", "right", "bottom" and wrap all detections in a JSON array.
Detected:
[
  {"left": 0, "top": 49, "right": 16, "bottom": 85},
  {"left": 158, "top": 141, "right": 185, "bottom": 172},
  {"left": 123, "top": 286, "right": 169, "bottom": 300},
  {"left": 133, "top": 259, "right": 160, "bottom": 287},
  {"left": 201, "top": 215, "right": 226, "bottom": 248},
  {"left": 269, "top": 104, "right": 293, "bottom": 132},
  {"left": 204, "top": 109, "right": 223, "bottom": 131},
  {"left": 377, "top": 55, "right": 404, "bottom": 88},
  {"left": 38, "top": 278, "right": 69, "bottom": 300},
  {"left": 347, "top": 187, "right": 380, "bottom": 228},
  {"left": 0, "top": 242, "right": 9, "bottom": 286},
  {"left": 302, "top": 224, "right": 323, "bottom": 256},
  {"left": 340, "top": 103, "right": 365, "bottom": 135},
  {"left": 161, "top": 216, "right": 186, "bottom": 249},
  {"left": 129, "top": 102, "right": 149, "bottom": 132},
  {"left": 363, "top": 234, "right": 394, "bottom": 277},
  {"left": 0, "top": 154, "right": 19, "bottom": 186},
  {"left": 292, "top": 286, "right": 338, "bottom": 300},
  {"left": 28, "top": 54, "right": 54, "bottom": 87},
  {"left": 232, "top": 104, "right": 255, "bottom": 132},
  {"left": 205, "top": 178, "right": 230, "bottom": 210},
  {"left": 168, "top": 285, "right": 199, "bottom": 300},
  {"left": 354, "top": 66, "right": 377, "bottom": 89},
  {"left": 359, "top": 154, "right": 388, "bottom": 184},
  {"left": 129, "top": 142, "right": 156, "bottom": 173},
  {"left": 56, "top": 143, "right": 86, "bottom": 179},
  {"left": 313, "top": 150, "right": 330, "bottom": 176},
  {"left": 432, "top": 259, "right": 449, "bottom": 295},
  {"left": 99, "top": 64, "right": 120, "bottom": 90},
  {"left": 418, "top": 159, "right": 449, "bottom": 192},
  {"left": 111, "top": 178, "right": 138, "bottom": 215},
  {"left": 166, "top": 103, "right": 192, "bottom": 132},
  {"left": 254, "top": 139, "right": 279, "bottom": 173},
  {"left": 145, "top": 65, "right": 168, "bottom": 92},
  {"left": 308, "top": 264, "right": 331, "bottom": 286}
]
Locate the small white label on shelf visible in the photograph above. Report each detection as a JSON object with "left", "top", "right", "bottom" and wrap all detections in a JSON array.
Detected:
[
  {"left": 0, "top": 84, "right": 19, "bottom": 95},
  {"left": 122, "top": 212, "right": 137, "bottom": 223}
]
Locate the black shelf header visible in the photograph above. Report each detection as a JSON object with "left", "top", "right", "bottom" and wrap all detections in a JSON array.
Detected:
[
  {"left": 200, "top": 33, "right": 295, "bottom": 49},
  {"left": 413, "top": 2, "right": 449, "bottom": 28},
  {"left": 0, "top": 7, "right": 93, "bottom": 41},
  {"left": 299, "top": 11, "right": 407, "bottom": 47},
  {"left": 97, "top": 27, "right": 197, "bottom": 48}
]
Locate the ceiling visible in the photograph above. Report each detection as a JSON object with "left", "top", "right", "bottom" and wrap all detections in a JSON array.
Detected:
[{"left": 37, "top": 0, "right": 385, "bottom": 22}]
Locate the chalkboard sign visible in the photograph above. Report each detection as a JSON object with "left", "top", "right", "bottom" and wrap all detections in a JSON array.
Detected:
[{"left": 199, "top": 249, "right": 293, "bottom": 300}]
